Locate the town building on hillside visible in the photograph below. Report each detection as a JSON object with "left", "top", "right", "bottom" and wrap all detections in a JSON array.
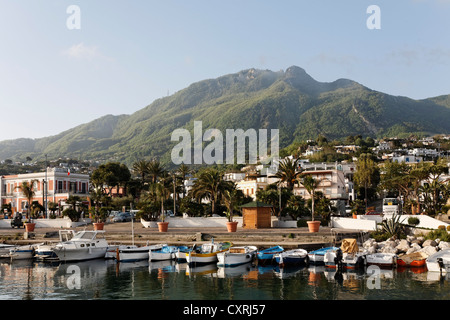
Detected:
[
  {"left": 0, "top": 168, "right": 90, "bottom": 217},
  {"left": 235, "top": 171, "right": 268, "bottom": 200},
  {"left": 294, "top": 167, "right": 349, "bottom": 215}
]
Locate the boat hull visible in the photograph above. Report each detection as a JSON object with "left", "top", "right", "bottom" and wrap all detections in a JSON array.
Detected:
[
  {"left": 426, "top": 249, "right": 450, "bottom": 273},
  {"left": 257, "top": 246, "right": 284, "bottom": 264},
  {"left": 308, "top": 247, "right": 338, "bottom": 265},
  {"left": 117, "top": 244, "right": 164, "bottom": 262},
  {"left": 275, "top": 249, "right": 308, "bottom": 267},
  {"left": 366, "top": 253, "right": 397, "bottom": 268},
  {"left": 53, "top": 247, "right": 107, "bottom": 262},
  {"left": 10, "top": 245, "right": 35, "bottom": 260}
]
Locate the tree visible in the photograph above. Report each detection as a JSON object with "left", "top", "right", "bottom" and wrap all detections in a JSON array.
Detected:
[
  {"left": 190, "top": 168, "right": 233, "bottom": 216},
  {"left": 132, "top": 159, "right": 150, "bottom": 184},
  {"left": 353, "top": 153, "right": 380, "bottom": 209},
  {"left": 222, "top": 186, "right": 245, "bottom": 222},
  {"left": 256, "top": 184, "right": 292, "bottom": 217},
  {"left": 273, "top": 158, "right": 301, "bottom": 191},
  {"left": 147, "top": 158, "right": 165, "bottom": 184},
  {"left": 15, "top": 180, "right": 37, "bottom": 221}
]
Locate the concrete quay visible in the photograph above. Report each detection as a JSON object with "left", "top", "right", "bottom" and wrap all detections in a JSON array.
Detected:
[{"left": 0, "top": 222, "right": 364, "bottom": 251}]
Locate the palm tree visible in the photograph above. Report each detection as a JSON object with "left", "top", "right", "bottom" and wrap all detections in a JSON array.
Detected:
[
  {"left": 147, "top": 158, "right": 165, "bottom": 183},
  {"left": 299, "top": 175, "right": 321, "bottom": 221},
  {"left": 132, "top": 159, "right": 150, "bottom": 184},
  {"left": 222, "top": 185, "right": 245, "bottom": 222},
  {"left": 273, "top": 158, "right": 301, "bottom": 191},
  {"left": 190, "top": 168, "right": 233, "bottom": 216},
  {"left": 15, "top": 180, "right": 37, "bottom": 221}
]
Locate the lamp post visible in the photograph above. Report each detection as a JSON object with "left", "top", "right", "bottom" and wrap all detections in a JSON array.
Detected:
[{"left": 45, "top": 154, "right": 48, "bottom": 219}]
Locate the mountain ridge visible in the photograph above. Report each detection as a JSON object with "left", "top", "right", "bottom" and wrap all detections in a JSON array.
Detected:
[{"left": 1, "top": 66, "right": 449, "bottom": 165}]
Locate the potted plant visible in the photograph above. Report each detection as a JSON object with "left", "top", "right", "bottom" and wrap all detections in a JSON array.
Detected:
[
  {"left": 92, "top": 207, "right": 108, "bottom": 230},
  {"left": 223, "top": 189, "right": 241, "bottom": 232},
  {"left": 300, "top": 175, "right": 321, "bottom": 233},
  {"left": 137, "top": 200, "right": 159, "bottom": 228},
  {"left": 16, "top": 181, "right": 37, "bottom": 232},
  {"left": 157, "top": 212, "right": 169, "bottom": 232}
]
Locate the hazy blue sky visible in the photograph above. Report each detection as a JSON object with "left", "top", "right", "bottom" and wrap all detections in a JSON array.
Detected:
[{"left": 1, "top": 0, "right": 449, "bottom": 140}]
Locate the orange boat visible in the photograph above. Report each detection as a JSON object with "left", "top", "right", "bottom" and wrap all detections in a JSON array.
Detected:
[{"left": 397, "top": 252, "right": 427, "bottom": 267}]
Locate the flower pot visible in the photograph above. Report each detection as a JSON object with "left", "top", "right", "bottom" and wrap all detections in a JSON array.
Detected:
[
  {"left": 226, "top": 221, "right": 238, "bottom": 232},
  {"left": 157, "top": 221, "right": 169, "bottom": 232},
  {"left": 93, "top": 222, "right": 104, "bottom": 230},
  {"left": 307, "top": 220, "right": 321, "bottom": 233},
  {"left": 24, "top": 223, "right": 35, "bottom": 232},
  {"left": 352, "top": 213, "right": 357, "bottom": 219}
]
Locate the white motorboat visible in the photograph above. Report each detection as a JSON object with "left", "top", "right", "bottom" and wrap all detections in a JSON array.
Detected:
[
  {"left": 426, "top": 248, "right": 450, "bottom": 273},
  {"left": 52, "top": 230, "right": 109, "bottom": 262},
  {"left": 366, "top": 253, "right": 397, "bottom": 268},
  {"left": 217, "top": 246, "right": 257, "bottom": 267},
  {"left": 9, "top": 245, "right": 35, "bottom": 260},
  {"left": 117, "top": 243, "right": 165, "bottom": 262},
  {"left": 149, "top": 245, "right": 179, "bottom": 261},
  {"left": 186, "top": 241, "right": 233, "bottom": 266}
]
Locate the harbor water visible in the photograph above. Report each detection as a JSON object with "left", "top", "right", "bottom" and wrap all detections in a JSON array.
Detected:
[{"left": 2, "top": 258, "right": 450, "bottom": 301}]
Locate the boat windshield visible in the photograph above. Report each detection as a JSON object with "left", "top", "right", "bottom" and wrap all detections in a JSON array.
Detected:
[{"left": 72, "top": 231, "right": 99, "bottom": 240}]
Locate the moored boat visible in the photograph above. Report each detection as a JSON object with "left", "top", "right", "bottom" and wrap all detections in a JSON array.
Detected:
[
  {"left": 324, "top": 239, "right": 366, "bottom": 269},
  {"left": 366, "top": 253, "right": 397, "bottom": 268},
  {"left": 397, "top": 252, "right": 427, "bottom": 267},
  {"left": 117, "top": 243, "right": 165, "bottom": 262},
  {"left": 275, "top": 249, "right": 309, "bottom": 267},
  {"left": 308, "top": 246, "right": 338, "bottom": 265},
  {"left": 149, "top": 245, "right": 179, "bottom": 261},
  {"left": 217, "top": 246, "right": 257, "bottom": 267},
  {"left": 256, "top": 246, "right": 284, "bottom": 264},
  {"left": 52, "top": 230, "right": 109, "bottom": 262},
  {"left": 186, "top": 241, "right": 233, "bottom": 266},
  {"left": 426, "top": 248, "right": 450, "bottom": 273},
  {"left": 175, "top": 246, "right": 192, "bottom": 262},
  {"left": 10, "top": 245, "right": 35, "bottom": 260}
]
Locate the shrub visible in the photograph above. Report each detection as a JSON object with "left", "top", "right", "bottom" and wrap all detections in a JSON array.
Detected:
[
  {"left": 425, "top": 228, "right": 450, "bottom": 242},
  {"left": 438, "top": 225, "right": 446, "bottom": 230},
  {"left": 62, "top": 208, "right": 80, "bottom": 222},
  {"left": 407, "top": 217, "right": 420, "bottom": 226}
]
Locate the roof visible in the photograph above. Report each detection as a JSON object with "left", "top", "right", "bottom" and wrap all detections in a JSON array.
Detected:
[{"left": 239, "top": 201, "right": 273, "bottom": 208}]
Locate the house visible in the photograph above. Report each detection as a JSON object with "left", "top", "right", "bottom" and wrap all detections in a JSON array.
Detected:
[
  {"left": 235, "top": 172, "right": 268, "bottom": 200},
  {"left": 293, "top": 167, "right": 349, "bottom": 215},
  {"left": 0, "top": 168, "right": 90, "bottom": 217}
]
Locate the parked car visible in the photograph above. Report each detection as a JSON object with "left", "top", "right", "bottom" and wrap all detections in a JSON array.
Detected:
[{"left": 112, "top": 212, "right": 132, "bottom": 222}]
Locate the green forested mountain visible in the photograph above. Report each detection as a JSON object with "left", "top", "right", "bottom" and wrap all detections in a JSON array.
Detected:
[{"left": 1, "top": 66, "right": 449, "bottom": 165}]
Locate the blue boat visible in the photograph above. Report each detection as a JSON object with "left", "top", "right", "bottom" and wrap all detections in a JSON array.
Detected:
[
  {"left": 257, "top": 246, "right": 284, "bottom": 264},
  {"left": 307, "top": 246, "right": 339, "bottom": 265},
  {"left": 274, "top": 249, "right": 308, "bottom": 267}
]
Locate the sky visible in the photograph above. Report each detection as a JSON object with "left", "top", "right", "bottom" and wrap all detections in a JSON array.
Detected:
[{"left": 0, "top": 0, "right": 450, "bottom": 141}]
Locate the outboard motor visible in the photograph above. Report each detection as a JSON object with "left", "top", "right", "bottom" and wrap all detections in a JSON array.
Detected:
[{"left": 334, "top": 248, "right": 343, "bottom": 270}]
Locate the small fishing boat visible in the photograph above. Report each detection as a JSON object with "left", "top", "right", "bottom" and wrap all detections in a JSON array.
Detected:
[
  {"left": 9, "top": 245, "right": 35, "bottom": 260},
  {"left": 324, "top": 239, "right": 366, "bottom": 269},
  {"left": 217, "top": 246, "right": 257, "bottom": 267},
  {"left": 426, "top": 249, "right": 450, "bottom": 273},
  {"left": 275, "top": 248, "right": 308, "bottom": 267},
  {"left": 256, "top": 246, "right": 284, "bottom": 264},
  {"left": 186, "top": 241, "right": 233, "bottom": 266},
  {"left": 308, "top": 246, "right": 339, "bottom": 264},
  {"left": 175, "top": 246, "right": 192, "bottom": 262},
  {"left": 366, "top": 253, "right": 397, "bottom": 268},
  {"left": 52, "top": 230, "right": 109, "bottom": 262},
  {"left": 117, "top": 243, "right": 165, "bottom": 262},
  {"left": 397, "top": 252, "right": 427, "bottom": 267},
  {"left": 149, "top": 245, "right": 179, "bottom": 261}
]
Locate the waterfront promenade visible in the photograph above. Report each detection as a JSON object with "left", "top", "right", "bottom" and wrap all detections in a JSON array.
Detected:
[{"left": 0, "top": 222, "right": 362, "bottom": 251}]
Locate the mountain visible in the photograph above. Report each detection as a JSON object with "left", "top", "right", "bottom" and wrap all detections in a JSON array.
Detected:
[{"left": 1, "top": 66, "right": 449, "bottom": 166}]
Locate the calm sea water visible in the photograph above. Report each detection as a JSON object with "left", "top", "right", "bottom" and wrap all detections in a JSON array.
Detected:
[{"left": 1, "top": 258, "right": 450, "bottom": 301}]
